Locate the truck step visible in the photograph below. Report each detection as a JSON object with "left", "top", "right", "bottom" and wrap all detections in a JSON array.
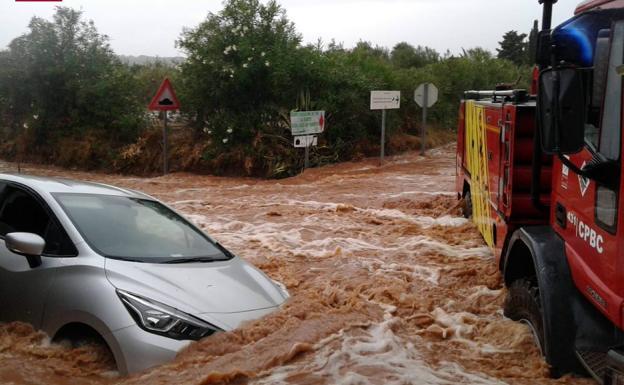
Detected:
[{"left": 577, "top": 349, "right": 607, "bottom": 384}]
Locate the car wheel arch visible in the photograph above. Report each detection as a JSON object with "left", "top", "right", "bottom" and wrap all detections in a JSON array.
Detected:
[{"left": 46, "top": 314, "right": 127, "bottom": 374}]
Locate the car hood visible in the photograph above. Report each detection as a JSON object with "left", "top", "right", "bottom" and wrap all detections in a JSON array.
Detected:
[{"left": 105, "top": 256, "right": 286, "bottom": 316}]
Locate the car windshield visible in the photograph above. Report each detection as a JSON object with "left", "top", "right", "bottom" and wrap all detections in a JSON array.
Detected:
[{"left": 54, "top": 193, "right": 229, "bottom": 263}]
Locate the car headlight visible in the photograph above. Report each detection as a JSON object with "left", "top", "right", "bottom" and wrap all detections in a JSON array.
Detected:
[{"left": 117, "top": 289, "right": 221, "bottom": 341}]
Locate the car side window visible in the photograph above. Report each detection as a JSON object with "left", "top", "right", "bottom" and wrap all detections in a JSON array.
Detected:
[{"left": 0, "top": 185, "right": 76, "bottom": 256}]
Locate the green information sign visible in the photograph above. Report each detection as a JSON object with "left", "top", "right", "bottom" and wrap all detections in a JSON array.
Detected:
[{"left": 290, "top": 111, "right": 325, "bottom": 136}]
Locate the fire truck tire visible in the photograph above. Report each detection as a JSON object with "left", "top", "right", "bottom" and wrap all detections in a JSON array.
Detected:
[
  {"left": 504, "top": 279, "right": 546, "bottom": 356},
  {"left": 503, "top": 228, "right": 587, "bottom": 377},
  {"left": 463, "top": 190, "right": 473, "bottom": 218}
]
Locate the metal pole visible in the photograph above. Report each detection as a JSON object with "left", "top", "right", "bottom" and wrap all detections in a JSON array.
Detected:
[
  {"left": 421, "top": 83, "right": 429, "bottom": 156},
  {"left": 304, "top": 141, "right": 310, "bottom": 169},
  {"left": 381, "top": 109, "right": 386, "bottom": 163},
  {"left": 163, "top": 110, "right": 168, "bottom": 175}
]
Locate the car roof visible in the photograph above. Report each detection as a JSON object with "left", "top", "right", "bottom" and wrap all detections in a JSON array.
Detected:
[{"left": 0, "top": 173, "right": 150, "bottom": 199}]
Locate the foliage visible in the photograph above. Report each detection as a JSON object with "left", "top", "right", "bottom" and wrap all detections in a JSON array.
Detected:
[
  {"left": 390, "top": 42, "right": 440, "bottom": 69},
  {"left": 0, "top": 1, "right": 540, "bottom": 177},
  {"left": 0, "top": 7, "right": 144, "bottom": 150},
  {"left": 497, "top": 30, "right": 528, "bottom": 66},
  {"left": 176, "top": 0, "right": 302, "bottom": 143},
  {"left": 527, "top": 20, "right": 539, "bottom": 65}
]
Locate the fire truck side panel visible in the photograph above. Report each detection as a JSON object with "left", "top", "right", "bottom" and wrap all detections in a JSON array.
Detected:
[
  {"left": 464, "top": 100, "right": 496, "bottom": 249},
  {"left": 550, "top": 145, "right": 624, "bottom": 330},
  {"left": 457, "top": 99, "right": 551, "bottom": 263}
]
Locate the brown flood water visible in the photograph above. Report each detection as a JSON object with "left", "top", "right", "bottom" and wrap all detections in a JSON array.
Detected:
[{"left": 0, "top": 145, "right": 595, "bottom": 385}]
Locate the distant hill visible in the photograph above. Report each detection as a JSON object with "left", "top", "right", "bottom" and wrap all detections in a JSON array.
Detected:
[{"left": 118, "top": 55, "right": 184, "bottom": 66}]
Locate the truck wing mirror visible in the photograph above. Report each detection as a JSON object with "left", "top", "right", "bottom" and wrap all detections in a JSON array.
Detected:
[
  {"left": 536, "top": 30, "right": 552, "bottom": 67},
  {"left": 538, "top": 67, "right": 585, "bottom": 154}
]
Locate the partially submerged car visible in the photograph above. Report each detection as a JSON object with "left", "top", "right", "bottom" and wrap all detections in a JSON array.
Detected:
[{"left": 0, "top": 174, "right": 289, "bottom": 374}]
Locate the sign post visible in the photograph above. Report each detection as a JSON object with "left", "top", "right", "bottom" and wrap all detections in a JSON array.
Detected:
[
  {"left": 414, "top": 83, "right": 438, "bottom": 156},
  {"left": 148, "top": 78, "right": 181, "bottom": 175},
  {"left": 291, "top": 111, "right": 324, "bottom": 170},
  {"left": 370, "top": 90, "right": 401, "bottom": 164}
]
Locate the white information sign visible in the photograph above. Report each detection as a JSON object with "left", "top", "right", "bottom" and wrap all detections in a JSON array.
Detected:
[
  {"left": 291, "top": 111, "right": 325, "bottom": 136},
  {"left": 414, "top": 83, "right": 439, "bottom": 108},
  {"left": 294, "top": 135, "right": 317, "bottom": 148},
  {"left": 370, "top": 91, "right": 401, "bottom": 110}
]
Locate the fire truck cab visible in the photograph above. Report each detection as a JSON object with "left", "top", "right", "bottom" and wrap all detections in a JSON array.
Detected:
[{"left": 456, "top": 1, "right": 624, "bottom": 382}]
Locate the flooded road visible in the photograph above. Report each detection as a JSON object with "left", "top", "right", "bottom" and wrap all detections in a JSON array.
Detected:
[{"left": 0, "top": 145, "right": 594, "bottom": 385}]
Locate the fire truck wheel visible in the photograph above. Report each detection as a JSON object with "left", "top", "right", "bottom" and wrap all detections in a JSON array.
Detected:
[
  {"left": 504, "top": 279, "right": 546, "bottom": 356},
  {"left": 463, "top": 191, "right": 473, "bottom": 219}
]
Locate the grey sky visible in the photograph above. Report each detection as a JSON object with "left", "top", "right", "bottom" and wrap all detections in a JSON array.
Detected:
[{"left": 1, "top": 0, "right": 578, "bottom": 57}]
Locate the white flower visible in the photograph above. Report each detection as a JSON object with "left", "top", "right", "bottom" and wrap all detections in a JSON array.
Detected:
[
  {"left": 33, "top": 114, "right": 38, "bottom": 120},
  {"left": 23, "top": 123, "right": 28, "bottom": 129},
  {"left": 261, "top": 51, "right": 266, "bottom": 57},
  {"left": 226, "top": 128, "right": 233, "bottom": 134},
  {"left": 247, "top": 57, "right": 252, "bottom": 62},
  {"left": 231, "top": 45, "right": 237, "bottom": 51},
  {"left": 265, "top": 61, "right": 270, "bottom": 67},
  {"left": 242, "top": 26, "right": 249, "bottom": 32},
  {"left": 242, "top": 63, "right": 248, "bottom": 68},
  {"left": 230, "top": 74, "right": 234, "bottom": 78},
  {"left": 222, "top": 138, "right": 229, "bottom": 143}
]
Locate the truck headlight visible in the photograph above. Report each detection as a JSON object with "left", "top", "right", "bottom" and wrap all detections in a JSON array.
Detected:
[{"left": 117, "top": 290, "right": 220, "bottom": 341}]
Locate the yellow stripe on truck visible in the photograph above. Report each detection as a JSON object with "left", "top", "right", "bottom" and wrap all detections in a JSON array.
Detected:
[{"left": 465, "top": 100, "right": 495, "bottom": 248}]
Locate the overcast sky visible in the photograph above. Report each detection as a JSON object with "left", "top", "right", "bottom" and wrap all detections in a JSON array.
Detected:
[{"left": 1, "top": 0, "right": 579, "bottom": 57}]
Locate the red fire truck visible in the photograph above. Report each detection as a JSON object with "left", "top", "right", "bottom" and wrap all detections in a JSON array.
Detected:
[{"left": 456, "top": 0, "right": 624, "bottom": 382}]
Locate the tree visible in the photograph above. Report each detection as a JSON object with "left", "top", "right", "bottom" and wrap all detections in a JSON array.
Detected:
[
  {"left": 461, "top": 47, "right": 493, "bottom": 62},
  {"left": 496, "top": 30, "right": 528, "bottom": 66},
  {"left": 527, "top": 20, "right": 539, "bottom": 65},
  {"left": 0, "top": 7, "right": 143, "bottom": 145},
  {"left": 390, "top": 42, "right": 439, "bottom": 69},
  {"left": 177, "top": 0, "right": 305, "bottom": 144}
]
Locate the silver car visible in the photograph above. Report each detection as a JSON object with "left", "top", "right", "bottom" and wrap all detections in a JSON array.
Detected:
[{"left": 0, "top": 174, "right": 289, "bottom": 374}]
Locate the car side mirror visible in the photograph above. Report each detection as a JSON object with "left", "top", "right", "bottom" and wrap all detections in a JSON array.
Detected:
[
  {"left": 538, "top": 67, "right": 585, "bottom": 154},
  {"left": 5, "top": 232, "right": 45, "bottom": 268}
]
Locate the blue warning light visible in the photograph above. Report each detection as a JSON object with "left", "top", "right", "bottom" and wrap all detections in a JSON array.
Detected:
[{"left": 552, "top": 11, "right": 616, "bottom": 67}]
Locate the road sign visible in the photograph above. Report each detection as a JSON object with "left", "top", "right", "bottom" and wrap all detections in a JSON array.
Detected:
[
  {"left": 294, "top": 135, "right": 317, "bottom": 148},
  {"left": 414, "top": 83, "right": 438, "bottom": 156},
  {"left": 148, "top": 78, "right": 180, "bottom": 176},
  {"left": 370, "top": 91, "right": 401, "bottom": 110},
  {"left": 148, "top": 78, "right": 181, "bottom": 111},
  {"left": 291, "top": 111, "right": 325, "bottom": 136},
  {"left": 294, "top": 135, "right": 317, "bottom": 170},
  {"left": 414, "top": 83, "right": 438, "bottom": 108}
]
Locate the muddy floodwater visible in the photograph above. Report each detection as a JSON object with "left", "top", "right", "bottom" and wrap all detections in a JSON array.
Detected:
[{"left": 0, "top": 145, "right": 594, "bottom": 385}]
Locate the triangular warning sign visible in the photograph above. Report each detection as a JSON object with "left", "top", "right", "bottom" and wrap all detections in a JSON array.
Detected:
[{"left": 148, "top": 78, "right": 181, "bottom": 111}]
